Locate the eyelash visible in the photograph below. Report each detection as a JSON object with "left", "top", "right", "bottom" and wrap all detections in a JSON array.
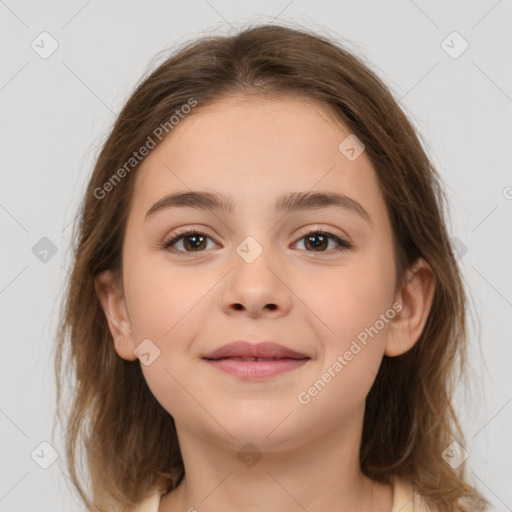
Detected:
[{"left": 162, "top": 227, "right": 352, "bottom": 257}]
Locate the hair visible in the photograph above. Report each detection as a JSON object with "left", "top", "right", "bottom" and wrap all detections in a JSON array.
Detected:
[{"left": 54, "top": 22, "right": 490, "bottom": 512}]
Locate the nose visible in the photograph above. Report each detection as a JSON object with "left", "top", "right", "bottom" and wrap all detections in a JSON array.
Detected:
[{"left": 221, "top": 242, "right": 292, "bottom": 319}]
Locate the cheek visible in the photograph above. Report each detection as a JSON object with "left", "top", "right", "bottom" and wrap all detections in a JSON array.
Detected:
[
  {"left": 123, "top": 253, "right": 206, "bottom": 341},
  {"left": 139, "top": 360, "right": 198, "bottom": 426},
  {"left": 296, "top": 263, "right": 395, "bottom": 418},
  {"left": 296, "top": 354, "right": 377, "bottom": 431},
  {"left": 305, "top": 257, "right": 395, "bottom": 349}
]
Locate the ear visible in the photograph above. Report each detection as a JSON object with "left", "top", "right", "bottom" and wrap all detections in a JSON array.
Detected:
[
  {"left": 384, "top": 258, "right": 436, "bottom": 357},
  {"left": 94, "top": 269, "right": 137, "bottom": 361}
]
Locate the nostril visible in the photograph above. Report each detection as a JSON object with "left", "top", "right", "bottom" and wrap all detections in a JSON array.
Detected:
[{"left": 231, "top": 303, "right": 277, "bottom": 311}]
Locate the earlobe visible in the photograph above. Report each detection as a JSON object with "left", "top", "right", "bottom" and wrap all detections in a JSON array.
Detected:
[
  {"left": 94, "top": 270, "right": 138, "bottom": 361},
  {"left": 384, "top": 258, "right": 436, "bottom": 357}
]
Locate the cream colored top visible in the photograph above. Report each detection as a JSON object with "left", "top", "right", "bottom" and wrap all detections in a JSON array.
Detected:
[{"left": 134, "top": 475, "right": 432, "bottom": 511}]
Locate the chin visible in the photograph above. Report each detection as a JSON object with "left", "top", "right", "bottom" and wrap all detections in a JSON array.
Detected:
[{"left": 209, "top": 414, "right": 307, "bottom": 452}]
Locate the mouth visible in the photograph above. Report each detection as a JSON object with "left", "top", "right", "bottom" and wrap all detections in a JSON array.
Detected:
[{"left": 202, "top": 341, "right": 311, "bottom": 379}]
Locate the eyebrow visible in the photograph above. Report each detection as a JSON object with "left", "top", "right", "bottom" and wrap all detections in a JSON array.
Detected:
[{"left": 145, "top": 190, "right": 372, "bottom": 225}]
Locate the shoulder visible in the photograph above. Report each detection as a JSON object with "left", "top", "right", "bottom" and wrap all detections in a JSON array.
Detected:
[
  {"left": 391, "top": 475, "right": 437, "bottom": 512},
  {"left": 391, "top": 475, "right": 497, "bottom": 512},
  {"left": 391, "top": 475, "right": 417, "bottom": 512},
  {"left": 133, "top": 487, "right": 163, "bottom": 512}
]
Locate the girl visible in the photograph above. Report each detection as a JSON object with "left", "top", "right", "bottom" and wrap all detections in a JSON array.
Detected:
[{"left": 54, "top": 23, "right": 492, "bottom": 512}]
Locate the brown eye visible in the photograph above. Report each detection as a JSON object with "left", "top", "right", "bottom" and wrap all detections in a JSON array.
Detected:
[
  {"left": 163, "top": 229, "right": 217, "bottom": 255},
  {"left": 293, "top": 230, "right": 352, "bottom": 253}
]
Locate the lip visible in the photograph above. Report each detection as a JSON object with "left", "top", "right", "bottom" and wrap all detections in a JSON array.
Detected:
[
  {"left": 203, "top": 341, "right": 309, "bottom": 360},
  {"left": 202, "top": 341, "right": 311, "bottom": 379}
]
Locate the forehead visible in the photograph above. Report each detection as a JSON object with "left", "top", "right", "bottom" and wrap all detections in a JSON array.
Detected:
[{"left": 129, "top": 96, "right": 387, "bottom": 225}]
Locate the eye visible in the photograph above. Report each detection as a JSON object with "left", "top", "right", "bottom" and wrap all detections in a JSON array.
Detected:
[
  {"left": 292, "top": 227, "right": 352, "bottom": 254},
  {"left": 162, "top": 226, "right": 352, "bottom": 257},
  {"left": 162, "top": 229, "right": 218, "bottom": 256}
]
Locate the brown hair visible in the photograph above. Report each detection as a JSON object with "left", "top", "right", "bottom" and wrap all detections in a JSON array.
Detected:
[{"left": 54, "top": 22, "right": 489, "bottom": 511}]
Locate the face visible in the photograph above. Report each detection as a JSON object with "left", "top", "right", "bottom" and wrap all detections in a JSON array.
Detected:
[{"left": 100, "top": 96, "right": 405, "bottom": 452}]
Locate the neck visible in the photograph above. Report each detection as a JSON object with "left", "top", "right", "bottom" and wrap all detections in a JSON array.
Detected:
[{"left": 160, "top": 404, "right": 393, "bottom": 512}]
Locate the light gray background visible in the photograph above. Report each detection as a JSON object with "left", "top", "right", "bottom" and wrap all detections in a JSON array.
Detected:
[{"left": 1, "top": 1, "right": 511, "bottom": 511}]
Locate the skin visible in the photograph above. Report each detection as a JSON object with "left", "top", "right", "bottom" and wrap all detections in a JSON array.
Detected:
[{"left": 95, "top": 96, "right": 435, "bottom": 511}]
